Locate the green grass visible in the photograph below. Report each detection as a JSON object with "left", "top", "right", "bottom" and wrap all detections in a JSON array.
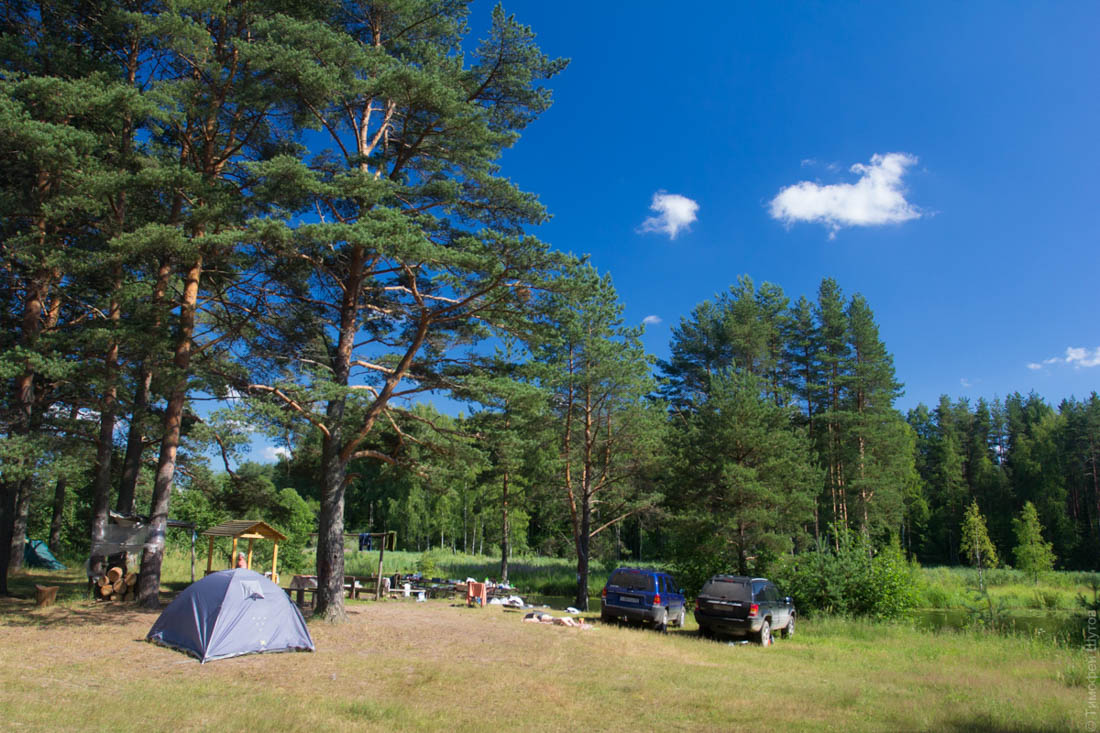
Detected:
[
  {"left": 917, "top": 565, "right": 1100, "bottom": 612},
  {"left": 340, "top": 549, "right": 660, "bottom": 597},
  {"left": 0, "top": 569, "right": 1086, "bottom": 732}
]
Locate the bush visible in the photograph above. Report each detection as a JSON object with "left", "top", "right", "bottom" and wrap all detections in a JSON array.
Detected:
[{"left": 772, "top": 532, "right": 920, "bottom": 619}]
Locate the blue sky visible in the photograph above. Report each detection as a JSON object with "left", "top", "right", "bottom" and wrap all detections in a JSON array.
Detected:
[
  {"left": 475, "top": 0, "right": 1099, "bottom": 414},
  {"left": 244, "top": 1, "right": 1098, "bottom": 464}
]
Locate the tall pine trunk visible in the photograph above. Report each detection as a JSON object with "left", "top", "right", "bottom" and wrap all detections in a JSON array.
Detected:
[
  {"left": 3, "top": 264, "right": 53, "bottom": 582},
  {"left": 312, "top": 246, "right": 363, "bottom": 623},
  {"left": 118, "top": 258, "right": 172, "bottom": 518},
  {"left": 138, "top": 255, "right": 203, "bottom": 608},
  {"left": 315, "top": 422, "right": 348, "bottom": 622},
  {"left": 89, "top": 271, "right": 122, "bottom": 579},
  {"left": 500, "top": 469, "right": 510, "bottom": 584}
]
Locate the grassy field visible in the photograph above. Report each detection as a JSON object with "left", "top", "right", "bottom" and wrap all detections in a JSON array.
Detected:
[
  {"left": 917, "top": 566, "right": 1100, "bottom": 612},
  {"left": 0, "top": 565, "right": 1090, "bottom": 732},
  {"left": 41, "top": 545, "right": 1100, "bottom": 612}
]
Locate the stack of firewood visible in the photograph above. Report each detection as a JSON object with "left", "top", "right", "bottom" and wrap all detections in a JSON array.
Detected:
[{"left": 95, "top": 567, "right": 137, "bottom": 601}]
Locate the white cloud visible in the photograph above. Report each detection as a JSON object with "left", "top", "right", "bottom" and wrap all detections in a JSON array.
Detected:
[
  {"left": 769, "top": 152, "right": 922, "bottom": 237},
  {"left": 1066, "top": 347, "right": 1100, "bottom": 368},
  {"left": 1027, "top": 346, "right": 1100, "bottom": 371},
  {"left": 960, "top": 378, "right": 972, "bottom": 389},
  {"left": 638, "top": 191, "right": 699, "bottom": 239},
  {"left": 642, "top": 315, "right": 662, "bottom": 325},
  {"left": 259, "top": 445, "right": 291, "bottom": 462}
]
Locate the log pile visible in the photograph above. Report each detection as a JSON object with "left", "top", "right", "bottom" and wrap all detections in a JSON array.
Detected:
[{"left": 95, "top": 567, "right": 137, "bottom": 602}]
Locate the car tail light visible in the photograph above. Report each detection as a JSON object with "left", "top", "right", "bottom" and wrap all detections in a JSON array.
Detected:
[
  {"left": 601, "top": 587, "right": 607, "bottom": 598},
  {"left": 653, "top": 593, "right": 661, "bottom": 606},
  {"left": 749, "top": 603, "right": 759, "bottom": 616}
]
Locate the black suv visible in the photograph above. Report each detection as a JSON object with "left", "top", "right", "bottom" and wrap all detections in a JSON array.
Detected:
[
  {"left": 600, "top": 567, "right": 687, "bottom": 632},
  {"left": 693, "top": 575, "right": 794, "bottom": 645}
]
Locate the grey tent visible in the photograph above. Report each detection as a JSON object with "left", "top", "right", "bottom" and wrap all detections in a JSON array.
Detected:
[{"left": 147, "top": 569, "right": 314, "bottom": 663}]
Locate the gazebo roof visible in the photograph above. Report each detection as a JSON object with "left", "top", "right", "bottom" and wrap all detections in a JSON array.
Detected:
[{"left": 201, "top": 520, "right": 286, "bottom": 541}]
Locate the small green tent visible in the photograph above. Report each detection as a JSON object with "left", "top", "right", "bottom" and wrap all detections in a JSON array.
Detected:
[{"left": 24, "top": 540, "right": 65, "bottom": 570}]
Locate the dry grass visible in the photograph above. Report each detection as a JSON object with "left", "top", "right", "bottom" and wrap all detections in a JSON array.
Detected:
[{"left": 0, "top": 568, "right": 1085, "bottom": 732}]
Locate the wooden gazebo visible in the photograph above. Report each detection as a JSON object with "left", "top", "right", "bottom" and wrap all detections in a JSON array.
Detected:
[{"left": 202, "top": 520, "right": 287, "bottom": 583}]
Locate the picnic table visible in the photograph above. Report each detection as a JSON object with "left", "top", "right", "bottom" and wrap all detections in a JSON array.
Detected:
[
  {"left": 288, "top": 575, "right": 318, "bottom": 606},
  {"left": 287, "top": 575, "right": 375, "bottom": 606}
]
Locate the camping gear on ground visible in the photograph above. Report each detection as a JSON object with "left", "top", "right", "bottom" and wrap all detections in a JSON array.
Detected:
[
  {"left": 522, "top": 611, "right": 594, "bottom": 629},
  {"left": 466, "top": 581, "right": 487, "bottom": 607},
  {"left": 23, "top": 539, "right": 65, "bottom": 570},
  {"left": 146, "top": 569, "right": 314, "bottom": 663}
]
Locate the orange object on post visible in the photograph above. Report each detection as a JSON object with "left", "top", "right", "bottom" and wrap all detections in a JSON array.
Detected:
[{"left": 466, "top": 582, "right": 487, "bottom": 607}]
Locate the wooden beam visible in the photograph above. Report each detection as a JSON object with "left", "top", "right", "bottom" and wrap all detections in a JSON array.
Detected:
[
  {"left": 206, "top": 536, "right": 214, "bottom": 574},
  {"left": 271, "top": 542, "right": 279, "bottom": 584},
  {"left": 246, "top": 538, "right": 254, "bottom": 569},
  {"left": 231, "top": 536, "right": 238, "bottom": 568}
]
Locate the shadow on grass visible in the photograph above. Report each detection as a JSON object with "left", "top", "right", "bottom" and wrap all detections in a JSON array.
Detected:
[
  {"left": 928, "top": 717, "right": 1068, "bottom": 732},
  {"left": 1, "top": 568, "right": 170, "bottom": 629},
  {"left": 0, "top": 596, "right": 162, "bottom": 629}
]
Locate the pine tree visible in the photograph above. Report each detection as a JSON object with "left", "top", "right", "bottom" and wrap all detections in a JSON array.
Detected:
[
  {"left": 463, "top": 341, "right": 554, "bottom": 584},
  {"left": 843, "top": 293, "right": 910, "bottom": 536},
  {"left": 538, "top": 267, "right": 664, "bottom": 609},
  {"left": 233, "top": 2, "right": 567, "bottom": 620},
  {"left": 669, "top": 371, "right": 818, "bottom": 578},
  {"left": 814, "top": 278, "right": 850, "bottom": 537},
  {"left": 1013, "top": 501, "right": 1055, "bottom": 581},
  {"left": 960, "top": 500, "right": 997, "bottom": 591}
]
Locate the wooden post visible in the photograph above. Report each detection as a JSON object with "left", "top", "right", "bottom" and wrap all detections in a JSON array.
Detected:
[
  {"left": 271, "top": 542, "right": 279, "bottom": 584},
  {"left": 246, "top": 538, "right": 254, "bottom": 569},
  {"left": 231, "top": 536, "right": 238, "bottom": 568},
  {"left": 375, "top": 535, "right": 386, "bottom": 601},
  {"left": 35, "top": 585, "right": 59, "bottom": 607},
  {"left": 206, "top": 536, "right": 214, "bottom": 574}
]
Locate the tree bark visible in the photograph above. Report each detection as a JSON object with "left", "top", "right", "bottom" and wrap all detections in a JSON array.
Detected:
[
  {"left": 138, "top": 255, "right": 203, "bottom": 608},
  {"left": 118, "top": 259, "right": 171, "bottom": 516},
  {"left": 311, "top": 246, "right": 364, "bottom": 623},
  {"left": 4, "top": 265, "right": 53, "bottom": 578},
  {"left": 500, "top": 469, "right": 510, "bottom": 584},
  {"left": 8, "top": 479, "right": 31, "bottom": 573},
  {"left": 90, "top": 271, "right": 122, "bottom": 579},
  {"left": 314, "top": 425, "right": 348, "bottom": 622},
  {"left": 48, "top": 474, "right": 68, "bottom": 555}
]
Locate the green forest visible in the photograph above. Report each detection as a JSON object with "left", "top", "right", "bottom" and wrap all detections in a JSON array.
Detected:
[{"left": 2, "top": 0, "right": 1098, "bottom": 624}]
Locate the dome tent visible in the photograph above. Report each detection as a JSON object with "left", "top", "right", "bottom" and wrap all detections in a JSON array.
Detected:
[{"left": 146, "top": 569, "right": 314, "bottom": 663}]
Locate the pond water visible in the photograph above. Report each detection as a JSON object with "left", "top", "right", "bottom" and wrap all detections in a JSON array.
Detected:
[{"left": 910, "top": 608, "right": 1089, "bottom": 642}]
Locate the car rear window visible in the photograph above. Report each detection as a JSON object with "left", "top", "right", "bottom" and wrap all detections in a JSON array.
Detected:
[
  {"left": 608, "top": 571, "right": 653, "bottom": 591},
  {"left": 701, "top": 579, "right": 752, "bottom": 601}
]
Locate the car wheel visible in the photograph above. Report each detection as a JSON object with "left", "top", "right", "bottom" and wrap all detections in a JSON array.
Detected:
[
  {"left": 781, "top": 615, "right": 795, "bottom": 639},
  {"left": 675, "top": 606, "right": 686, "bottom": 628},
  {"left": 600, "top": 611, "right": 615, "bottom": 625},
  {"left": 698, "top": 624, "right": 712, "bottom": 639},
  {"left": 654, "top": 608, "right": 668, "bottom": 633},
  {"left": 757, "top": 620, "right": 771, "bottom": 646}
]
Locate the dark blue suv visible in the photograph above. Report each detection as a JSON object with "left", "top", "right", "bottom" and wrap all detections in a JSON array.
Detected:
[{"left": 600, "top": 567, "right": 687, "bottom": 632}]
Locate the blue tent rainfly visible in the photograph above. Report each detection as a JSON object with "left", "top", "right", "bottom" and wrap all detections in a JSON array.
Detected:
[{"left": 146, "top": 569, "right": 314, "bottom": 663}]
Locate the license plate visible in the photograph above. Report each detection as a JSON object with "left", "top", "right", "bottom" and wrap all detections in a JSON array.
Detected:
[{"left": 618, "top": 595, "right": 639, "bottom": 604}]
